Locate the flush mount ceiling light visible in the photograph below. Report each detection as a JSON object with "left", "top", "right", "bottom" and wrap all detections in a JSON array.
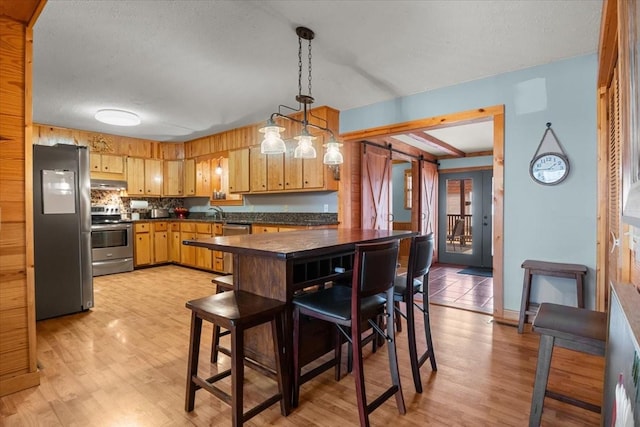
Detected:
[
  {"left": 259, "top": 27, "right": 343, "bottom": 165},
  {"left": 95, "top": 109, "right": 141, "bottom": 126}
]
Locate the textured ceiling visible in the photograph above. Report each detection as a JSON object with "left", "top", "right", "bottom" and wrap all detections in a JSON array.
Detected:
[{"left": 32, "top": 0, "right": 602, "bottom": 151}]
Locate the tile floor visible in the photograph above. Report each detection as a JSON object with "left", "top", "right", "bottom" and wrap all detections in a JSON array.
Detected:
[{"left": 422, "top": 263, "right": 494, "bottom": 314}]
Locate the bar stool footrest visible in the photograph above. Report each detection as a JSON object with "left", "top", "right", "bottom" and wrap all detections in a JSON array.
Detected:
[{"left": 545, "top": 390, "right": 601, "bottom": 413}]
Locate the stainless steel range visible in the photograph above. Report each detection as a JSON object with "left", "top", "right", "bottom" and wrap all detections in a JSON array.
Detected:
[{"left": 91, "top": 205, "right": 133, "bottom": 276}]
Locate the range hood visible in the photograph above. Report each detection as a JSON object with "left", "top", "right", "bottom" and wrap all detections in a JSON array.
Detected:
[{"left": 90, "top": 179, "right": 128, "bottom": 191}]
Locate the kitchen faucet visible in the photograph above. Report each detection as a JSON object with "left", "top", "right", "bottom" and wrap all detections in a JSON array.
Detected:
[{"left": 208, "top": 205, "right": 225, "bottom": 221}]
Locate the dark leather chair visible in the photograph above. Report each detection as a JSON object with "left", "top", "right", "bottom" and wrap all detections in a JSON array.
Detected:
[
  {"left": 393, "top": 233, "right": 437, "bottom": 393},
  {"left": 291, "top": 240, "right": 405, "bottom": 427}
]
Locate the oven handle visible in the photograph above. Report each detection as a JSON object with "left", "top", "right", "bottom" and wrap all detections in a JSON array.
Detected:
[{"left": 91, "top": 223, "right": 132, "bottom": 231}]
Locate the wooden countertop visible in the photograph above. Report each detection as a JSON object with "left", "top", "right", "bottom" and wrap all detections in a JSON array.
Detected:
[{"left": 183, "top": 228, "right": 415, "bottom": 260}]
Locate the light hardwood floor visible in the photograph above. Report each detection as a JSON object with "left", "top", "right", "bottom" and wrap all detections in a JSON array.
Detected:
[{"left": 0, "top": 265, "right": 603, "bottom": 426}]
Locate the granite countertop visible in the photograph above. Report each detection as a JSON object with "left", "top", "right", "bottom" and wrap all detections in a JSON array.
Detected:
[{"left": 132, "top": 212, "right": 338, "bottom": 227}]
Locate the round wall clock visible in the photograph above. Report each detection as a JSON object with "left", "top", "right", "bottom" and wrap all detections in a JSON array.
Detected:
[
  {"left": 529, "top": 152, "right": 570, "bottom": 185},
  {"left": 529, "top": 123, "right": 570, "bottom": 186}
]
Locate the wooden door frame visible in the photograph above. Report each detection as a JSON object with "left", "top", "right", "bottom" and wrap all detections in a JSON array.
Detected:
[{"left": 340, "top": 105, "right": 505, "bottom": 319}]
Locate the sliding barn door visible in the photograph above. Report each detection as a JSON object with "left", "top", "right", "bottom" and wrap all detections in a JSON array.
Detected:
[
  {"left": 419, "top": 160, "right": 438, "bottom": 234},
  {"left": 361, "top": 144, "right": 391, "bottom": 229}
]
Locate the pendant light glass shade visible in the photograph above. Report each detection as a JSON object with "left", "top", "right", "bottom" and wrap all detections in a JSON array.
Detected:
[
  {"left": 294, "top": 132, "right": 317, "bottom": 159},
  {"left": 259, "top": 122, "right": 286, "bottom": 154},
  {"left": 323, "top": 140, "right": 344, "bottom": 165}
]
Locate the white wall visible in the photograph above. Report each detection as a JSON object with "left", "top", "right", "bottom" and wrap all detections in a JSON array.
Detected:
[{"left": 340, "top": 54, "right": 598, "bottom": 312}]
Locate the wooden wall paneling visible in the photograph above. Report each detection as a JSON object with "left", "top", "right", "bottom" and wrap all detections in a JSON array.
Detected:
[
  {"left": 0, "top": 20, "right": 25, "bottom": 116},
  {"left": 0, "top": 0, "right": 42, "bottom": 23},
  {"left": 186, "top": 136, "right": 210, "bottom": 158},
  {"left": 0, "top": 115, "right": 25, "bottom": 159},
  {"left": 0, "top": 6, "right": 41, "bottom": 397},
  {"left": 492, "top": 110, "right": 505, "bottom": 319},
  {"left": 158, "top": 142, "right": 184, "bottom": 160},
  {"left": 210, "top": 133, "right": 221, "bottom": 152}
]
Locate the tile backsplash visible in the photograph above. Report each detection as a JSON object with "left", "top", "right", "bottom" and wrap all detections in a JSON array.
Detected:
[{"left": 90, "top": 190, "right": 184, "bottom": 215}]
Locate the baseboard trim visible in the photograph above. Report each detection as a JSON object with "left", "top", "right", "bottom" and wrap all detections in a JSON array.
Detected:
[{"left": 0, "top": 371, "right": 40, "bottom": 397}]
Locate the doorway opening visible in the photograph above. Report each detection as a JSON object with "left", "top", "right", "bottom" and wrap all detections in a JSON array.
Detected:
[{"left": 341, "top": 104, "right": 504, "bottom": 320}]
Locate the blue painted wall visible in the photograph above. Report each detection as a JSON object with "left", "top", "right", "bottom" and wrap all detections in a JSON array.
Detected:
[
  {"left": 341, "top": 54, "right": 598, "bottom": 312},
  {"left": 392, "top": 162, "right": 412, "bottom": 222}
]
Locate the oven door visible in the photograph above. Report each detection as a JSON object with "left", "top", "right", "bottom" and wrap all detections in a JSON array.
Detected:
[{"left": 91, "top": 223, "right": 133, "bottom": 261}]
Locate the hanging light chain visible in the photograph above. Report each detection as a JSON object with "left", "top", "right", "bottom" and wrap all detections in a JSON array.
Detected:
[
  {"left": 307, "top": 37, "right": 312, "bottom": 98},
  {"left": 298, "top": 34, "right": 303, "bottom": 98}
]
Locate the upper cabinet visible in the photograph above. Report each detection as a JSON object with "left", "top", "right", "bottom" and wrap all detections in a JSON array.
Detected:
[
  {"left": 184, "top": 158, "right": 196, "bottom": 196},
  {"left": 195, "top": 157, "right": 212, "bottom": 197},
  {"left": 228, "top": 148, "right": 249, "bottom": 193},
  {"left": 126, "top": 157, "right": 145, "bottom": 195},
  {"left": 126, "top": 157, "right": 163, "bottom": 196},
  {"left": 90, "top": 153, "right": 126, "bottom": 180},
  {"left": 164, "top": 160, "right": 184, "bottom": 196},
  {"left": 233, "top": 133, "right": 336, "bottom": 194},
  {"left": 90, "top": 153, "right": 124, "bottom": 174},
  {"left": 144, "top": 159, "right": 163, "bottom": 196}
]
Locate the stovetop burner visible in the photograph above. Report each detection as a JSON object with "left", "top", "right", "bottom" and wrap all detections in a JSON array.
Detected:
[{"left": 91, "top": 204, "right": 129, "bottom": 225}]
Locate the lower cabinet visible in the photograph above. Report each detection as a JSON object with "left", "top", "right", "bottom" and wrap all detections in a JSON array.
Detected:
[
  {"left": 134, "top": 222, "right": 152, "bottom": 267},
  {"left": 195, "top": 223, "right": 213, "bottom": 270},
  {"left": 169, "top": 222, "right": 181, "bottom": 262},
  {"left": 153, "top": 222, "right": 169, "bottom": 264},
  {"left": 134, "top": 222, "right": 170, "bottom": 267},
  {"left": 180, "top": 223, "right": 197, "bottom": 267},
  {"left": 133, "top": 221, "right": 336, "bottom": 271}
]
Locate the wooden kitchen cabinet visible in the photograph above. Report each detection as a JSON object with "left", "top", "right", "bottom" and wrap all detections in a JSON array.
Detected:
[
  {"left": 195, "top": 222, "right": 213, "bottom": 270},
  {"left": 212, "top": 222, "right": 224, "bottom": 272},
  {"left": 180, "top": 223, "right": 197, "bottom": 267},
  {"left": 90, "top": 153, "right": 125, "bottom": 174},
  {"left": 163, "top": 160, "right": 184, "bottom": 196},
  {"left": 252, "top": 225, "right": 280, "bottom": 234},
  {"left": 249, "top": 146, "right": 267, "bottom": 192},
  {"left": 302, "top": 134, "right": 325, "bottom": 189},
  {"left": 184, "top": 158, "right": 196, "bottom": 196},
  {"left": 228, "top": 148, "right": 249, "bottom": 193},
  {"left": 134, "top": 222, "right": 152, "bottom": 266},
  {"left": 144, "top": 159, "right": 163, "bottom": 196},
  {"left": 284, "top": 140, "right": 303, "bottom": 190},
  {"left": 195, "top": 158, "right": 212, "bottom": 197},
  {"left": 126, "top": 157, "right": 145, "bottom": 195},
  {"left": 153, "top": 222, "right": 169, "bottom": 264},
  {"left": 169, "top": 222, "right": 181, "bottom": 262},
  {"left": 249, "top": 146, "right": 284, "bottom": 192}
]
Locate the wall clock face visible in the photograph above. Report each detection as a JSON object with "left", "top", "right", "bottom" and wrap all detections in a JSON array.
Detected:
[{"left": 529, "top": 153, "right": 569, "bottom": 185}]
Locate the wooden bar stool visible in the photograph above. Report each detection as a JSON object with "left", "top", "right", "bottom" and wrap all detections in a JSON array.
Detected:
[
  {"left": 211, "top": 274, "right": 234, "bottom": 363},
  {"left": 518, "top": 260, "right": 587, "bottom": 333},
  {"left": 185, "top": 290, "right": 290, "bottom": 427},
  {"left": 529, "top": 303, "right": 606, "bottom": 426}
]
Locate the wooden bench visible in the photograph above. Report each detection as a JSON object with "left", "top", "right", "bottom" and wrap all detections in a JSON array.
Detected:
[
  {"left": 518, "top": 259, "right": 587, "bottom": 333},
  {"left": 529, "top": 303, "right": 606, "bottom": 426}
]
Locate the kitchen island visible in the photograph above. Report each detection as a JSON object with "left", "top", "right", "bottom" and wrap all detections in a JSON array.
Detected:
[{"left": 184, "top": 228, "right": 415, "bottom": 370}]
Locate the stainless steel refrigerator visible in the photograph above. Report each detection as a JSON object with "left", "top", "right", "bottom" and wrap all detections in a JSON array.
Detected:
[{"left": 33, "top": 144, "right": 93, "bottom": 320}]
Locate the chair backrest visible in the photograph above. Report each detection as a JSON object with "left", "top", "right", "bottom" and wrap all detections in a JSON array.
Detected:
[
  {"left": 351, "top": 240, "right": 399, "bottom": 298},
  {"left": 407, "top": 233, "right": 435, "bottom": 283},
  {"left": 452, "top": 219, "right": 464, "bottom": 237}
]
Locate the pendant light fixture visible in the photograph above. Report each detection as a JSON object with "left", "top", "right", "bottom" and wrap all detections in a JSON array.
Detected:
[{"left": 259, "top": 27, "right": 343, "bottom": 165}]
